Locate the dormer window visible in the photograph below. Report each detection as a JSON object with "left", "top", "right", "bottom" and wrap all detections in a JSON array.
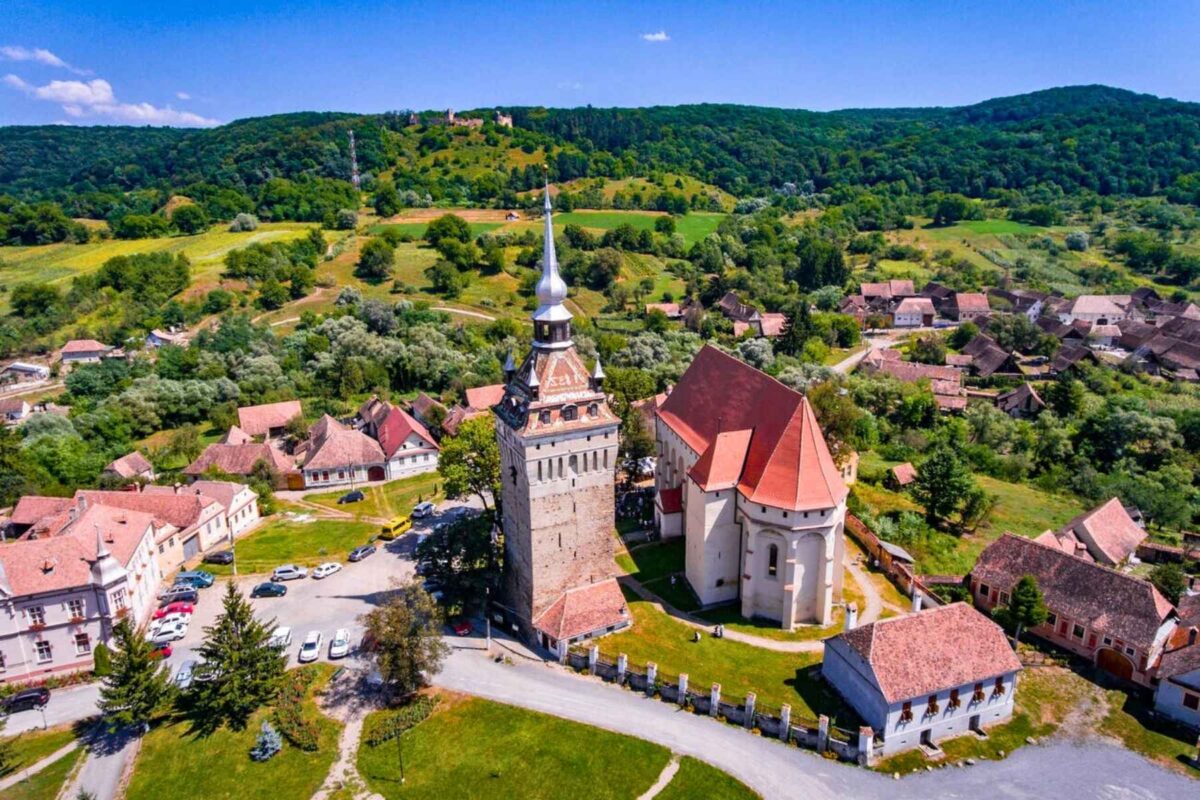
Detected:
[
  {"left": 562, "top": 406, "right": 577, "bottom": 422},
  {"left": 539, "top": 410, "right": 552, "bottom": 425},
  {"left": 588, "top": 403, "right": 598, "bottom": 418}
]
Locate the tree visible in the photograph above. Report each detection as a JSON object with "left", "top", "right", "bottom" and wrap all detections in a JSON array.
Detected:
[
  {"left": 424, "top": 214, "right": 471, "bottom": 248},
  {"left": 360, "top": 581, "right": 448, "bottom": 697},
  {"left": 1149, "top": 563, "right": 1187, "bottom": 604},
  {"left": 911, "top": 444, "right": 976, "bottom": 527},
  {"left": 994, "top": 574, "right": 1049, "bottom": 645},
  {"left": 193, "top": 583, "right": 286, "bottom": 730},
  {"left": 171, "top": 203, "right": 210, "bottom": 235},
  {"left": 229, "top": 213, "right": 259, "bottom": 232},
  {"left": 98, "top": 618, "right": 173, "bottom": 728},
  {"left": 374, "top": 181, "right": 401, "bottom": 218},
  {"left": 250, "top": 721, "right": 283, "bottom": 761},
  {"left": 356, "top": 237, "right": 396, "bottom": 281},
  {"left": 414, "top": 515, "right": 501, "bottom": 612},
  {"left": 334, "top": 208, "right": 358, "bottom": 230},
  {"left": 424, "top": 260, "right": 465, "bottom": 298},
  {"left": 439, "top": 414, "right": 500, "bottom": 512}
]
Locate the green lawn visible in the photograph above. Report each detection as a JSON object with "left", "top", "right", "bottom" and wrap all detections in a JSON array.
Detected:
[
  {"left": 657, "top": 757, "right": 760, "bottom": 800},
  {"left": 125, "top": 665, "right": 340, "bottom": 800},
  {"left": 616, "top": 539, "right": 685, "bottom": 583},
  {"left": 304, "top": 472, "right": 443, "bottom": 521},
  {"left": 358, "top": 697, "right": 671, "bottom": 800},
  {"left": 1100, "top": 689, "right": 1200, "bottom": 775},
  {"left": 207, "top": 517, "right": 379, "bottom": 574},
  {"left": 4, "top": 746, "right": 84, "bottom": 800},
  {"left": 596, "top": 588, "right": 855, "bottom": 726},
  {"left": 368, "top": 222, "right": 504, "bottom": 239},
  {"left": 695, "top": 568, "right": 863, "bottom": 642},
  {"left": 553, "top": 211, "right": 725, "bottom": 247},
  {"left": 0, "top": 724, "right": 78, "bottom": 778}
]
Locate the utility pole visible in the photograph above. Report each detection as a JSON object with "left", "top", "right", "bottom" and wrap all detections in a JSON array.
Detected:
[
  {"left": 396, "top": 725, "right": 406, "bottom": 784},
  {"left": 348, "top": 130, "right": 361, "bottom": 191}
]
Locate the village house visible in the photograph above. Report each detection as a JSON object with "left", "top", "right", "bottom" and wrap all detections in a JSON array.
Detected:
[
  {"left": 298, "top": 415, "right": 388, "bottom": 488},
  {"left": 1154, "top": 595, "right": 1200, "bottom": 730},
  {"left": 0, "top": 396, "right": 31, "bottom": 423},
  {"left": 822, "top": 602, "right": 1022, "bottom": 756},
  {"left": 858, "top": 349, "right": 968, "bottom": 412},
  {"left": 236, "top": 399, "right": 303, "bottom": 439},
  {"left": 988, "top": 288, "right": 1048, "bottom": 322},
  {"left": 59, "top": 339, "right": 113, "bottom": 368},
  {"left": 893, "top": 297, "right": 935, "bottom": 328},
  {"left": 72, "top": 490, "right": 228, "bottom": 571},
  {"left": 960, "top": 334, "right": 1018, "bottom": 378},
  {"left": 1033, "top": 497, "right": 1147, "bottom": 566},
  {"left": 102, "top": 451, "right": 156, "bottom": 482},
  {"left": 654, "top": 345, "right": 850, "bottom": 629},
  {"left": 861, "top": 280, "right": 916, "bottom": 312},
  {"left": 0, "top": 361, "right": 50, "bottom": 386},
  {"left": 645, "top": 301, "right": 686, "bottom": 320},
  {"left": 920, "top": 281, "right": 956, "bottom": 314},
  {"left": 971, "top": 534, "right": 1175, "bottom": 687},
  {"left": 148, "top": 480, "right": 261, "bottom": 539},
  {"left": 946, "top": 292, "right": 991, "bottom": 322},
  {"left": 995, "top": 382, "right": 1045, "bottom": 418},
  {"left": 888, "top": 462, "right": 917, "bottom": 489},
  {"left": 377, "top": 405, "right": 440, "bottom": 478},
  {"left": 734, "top": 312, "right": 789, "bottom": 339},
  {"left": 409, "top": 392, "right": 448, "bottom": 431},
  {"left": 184, "top": 438, "right": 295, "bottom": 488},
  {"left": 1057, "top": 295, "right": 1132, "bottom": 325},
  {"left": 0, "top": 504, "right": 162, "bottom": 683},
  {"left": 144, "top": 328, "right": 189, "bottom": 349},
  {"left": 442, "top": 383, "right": 505, "bottom": 436}
]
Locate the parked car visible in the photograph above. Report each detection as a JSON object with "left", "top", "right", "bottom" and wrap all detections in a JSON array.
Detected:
[
  {"left": 202, "top": 550, "right": 235, "bottom": 565},
  {"left": 174, "top": 570, "right": 215, "bottom": 588},
  {"left": 271, "top": 564, "right": 308, "bottom": 581},
  {"left": 151, "top": 620, "right": 189, "bottom": 644},
  {"left": 348, "top": 544, "right": 376, "bottom": 562},
  {"left": 269, "top": 626, "right": 293, "bottom": 649},
  {"left": 312, "top": 562, "right": 342, "bottom": 579},
  {"left": 378, "top": 515, "right": 411, "bottom": 540},
  {"left": 337, "top": 490, "right": 365, "bottom": 505},
  {"left": 152, "top": 612, "right": 189, "bottom": 634},
  {"left": 412, "top": 501, "right": 435, "bottom": 519},
  {"left": 2, "top": 687, "right": 50, "bottom": 714},
  {"left": 298, "top": 631, "right": 323, "bottom": 663},
  {"left": 329, "top": 628, "right": 350, "bottom": 659},
  {"left": 450, "top": 618, "right": 472, "bottom": 637},
  {"left": 174, "top": 660, "right": 197, "bottom": 690},
  {"left": 153, "top": 601, "right": 194, "bottom": 619},
  {"left": 158, "top": 585, "right": 199, "bottom": 604},
  {"left": 151, "top": 642, "right": 173, "bottom": 659},
  {"left": 251, "top": 581, "right": 287, "bottom": 598}
]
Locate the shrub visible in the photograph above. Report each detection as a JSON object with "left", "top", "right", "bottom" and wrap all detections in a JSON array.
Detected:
[
  {"left": 250, "top": 721, "right": 283, "bottom": 761},
  {"left": 362, "top": 695, "right": 439, "bottom": 746},
  {"left": 230, "top": 213, "right": 260, "bottom": 232},
  {"left": 272, "top": 669, "right": 321, "bottom": 751},
  {"left": 92, "top": 643, "right": 112, "bottom": 676}
]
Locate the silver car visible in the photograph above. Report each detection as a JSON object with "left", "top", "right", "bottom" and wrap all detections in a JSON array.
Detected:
[
  {"left": 174, "top": 660, "right": 197, "bottom": 690},
  {"left": 298, "top": 630, "right": 323, "bottom": 663},
  {"left": 329, "top": 628, "right": 350, "bottom": 659},
  {"left": 272, "top": 564, "right": 308, "bottom": 581}
]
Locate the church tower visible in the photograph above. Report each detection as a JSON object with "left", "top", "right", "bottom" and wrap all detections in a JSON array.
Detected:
[{"left": 494, "top": 184, "right": 629, "bottom": 650}]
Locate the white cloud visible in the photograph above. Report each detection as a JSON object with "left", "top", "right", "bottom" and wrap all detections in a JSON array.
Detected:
[
  {"left": 641, "top": 31, "right": 670, "bottom": 42},
  {"left": 4, "top": 72, "right": 218, "bottom": 127},
  {"left": 556, "top": 80, "right": 583, "bottom": 91},
  {"left": 0, "top": 45, "right": 87, "bottom": 74},
  {"left": 176, "top": 91, "right": 191, "bottom": 100}
]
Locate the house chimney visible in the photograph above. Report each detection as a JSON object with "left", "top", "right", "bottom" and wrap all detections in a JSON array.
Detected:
[
  {"left": 845, "top": 603, "right": 858, "bottom": 632},
  {"left": 912, "top": 593, "right": 923, "bottom": 613}
]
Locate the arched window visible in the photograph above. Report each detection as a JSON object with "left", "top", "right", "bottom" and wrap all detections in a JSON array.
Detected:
[
  {"left": 588, "top": 403, "right": 599, "bottom": 417},
  {"left": 563, "top": 405, "right": 577, "bottom": 421},
  {"left": 568, "top": 455, "right": 578, "bottom": 475},
  {"left": 767, "top": 544, "right": 779, "bottom": 578},
  {"left": 539, "top": 410, "right": 552, "bottom": 425}
]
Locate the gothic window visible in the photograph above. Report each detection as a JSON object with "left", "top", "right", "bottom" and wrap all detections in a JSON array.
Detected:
[
  {"left": 592, "top": 451, "right": 598, "bottom": 470},
  {"left": 767, "top": 544, "right": 779, "bottom": 578},
  {"left": 568, "top": 455, "right": 578, "bottom": 475},
  {"left": 562, "top": 405, "right": 577, "bottom": 421},
  {"left": 558, "top": 457, "right": 563, "bottom": 477}
]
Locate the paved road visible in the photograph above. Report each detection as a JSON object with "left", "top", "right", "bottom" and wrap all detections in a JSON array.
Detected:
[
  {"left": 436, "top": 643, "right": 1199, "bottom": 800},
  {"left": 2, "top": 682, "right": 101, "bottom": 735}
]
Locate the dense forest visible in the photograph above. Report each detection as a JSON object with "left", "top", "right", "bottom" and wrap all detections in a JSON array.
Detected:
[{"left": 4, "top": 86, "right": 1200, "bottom": 213}]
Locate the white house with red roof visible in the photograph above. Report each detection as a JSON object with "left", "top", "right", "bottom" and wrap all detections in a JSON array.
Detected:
[
  {"left": 236, "top": 399, "right": 303, "bottom": 439},
  {"left": 299, "top": 415, "right": 389, "bottom": 488},
  {"left": 377, "top": 405, "right": 439, "bottom": 478},
  {"left": 1033, "top": 497, "right": 1147, "bottom": 565},
  {"left": 654, "top": 345, "right": 850, "bottom": 629},
  {"left": 59, "top": 339, "right": 114, "bottom": 368},
  {"left": 823, "top": 603, "right": 1022, "bottom": 755}
]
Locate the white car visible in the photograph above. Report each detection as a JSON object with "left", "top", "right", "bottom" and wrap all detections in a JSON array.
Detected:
[
  {"left": 272, "top": 564, "right": 308, "bottom": 581},
  {"left": 151, "top": 612, "right": 188, "bottom": 635},
  {"left": 268, "top": 626, "right": 293, "bottom": 649},
  {"left": 312, "top": 562, "right": 341, "bottom": 579},
  {"left": 329, "top": 628, "right": 350, "bottom": 659},
  {"left": 412, "top": 501, "right": 436, "bottom": 519},
  {"left": 150, "top": 619, "right": 188, "bottom": 644},
  {"left": 298, "top": 631, "right": 323, "bottom": 663}
]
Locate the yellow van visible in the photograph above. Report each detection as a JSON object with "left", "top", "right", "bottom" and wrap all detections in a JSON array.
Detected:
[{"left": 379, "top": 515, "right": 412, "bottom": 540}]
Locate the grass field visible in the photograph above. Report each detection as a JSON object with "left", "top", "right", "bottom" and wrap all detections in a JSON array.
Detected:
[
  {"left": 368, "top": 221, "right": 504, "bottom": 239},
  {"left": 358, "top": 697, "right": 672, "bottom": 800},
  {"left": 1099, "top": 689, "right": 1200, "bottom": 775},
  {"left": 205, "top": 517, "right": 379, "bottom": 575},
  {"left": 126, "top": 665, "right": 340, "bottom": 800},
  {"left": 0, "top": 724, "right": 79, "bottom": 778},
  {"left": 4, "top": 746, "right": 84, "bottom": 800},
  {"left": 553, "top": 210, "right": 725, "bottom": 246},
  {"left": 657, "top": 756, "right": 760, "bottom": 800},
  {"left": 304, "top": 472, "right": 442, "bottom": 521},
  {"left": 596, "top": 587, "right": 855, "bottom": 725}
]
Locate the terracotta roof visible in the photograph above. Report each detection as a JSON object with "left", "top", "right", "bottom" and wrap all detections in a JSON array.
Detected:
[
  {"left": 758, "top": 312, "right": 788, "bottom": 338},
  {"left": 219, "top": 425, "right": 253, "bottom": 445},
  {"left": 658, "top": 346, "right": 848, "bottom": 512},
  {"left": 890, "top": 462, "right": 917, "bottom": 486},
  {"left": 185, "top": 443, "right": 293, "bottom": 477},
  {"left": 10, "top": 496, "right": 72, "bottom": 527},
  {"left": 1066, "top": 295, "right": 1126, "bottom": 317},
  {"left": 732, "top": 321, "right": 753, "bottom": 338},
  {"left": 861, "top": 280, "right": 915, "bottom": 300},
  {"left": 357, "top": 396, "right": 391, "bottom": 428},
  {"left": 996, "top": 383, "right": 1044, "bottom": 414},
  {"left": 533, "top": 578, "right": 629, "bottom": 641},
  {"left": 645, "top": 302, "right": 682, "bottom": 318},
  {"left": 104, "top": 451, "right": 153, "bottom": 478},
  {"left": 440, "top": 405, "right": 470, "bottom": 437},
  {"left": 302, "top": 427, "right": 386, "bottom": 470},
  {"left": 862, "top": 353, "right": 962, "bottom": 385},
  {"left": 75, "top": 490, "right": 220, "bottom": 532},
  {"left": 933, "top": 393, "right": 968, "bottom": 412},
  {"left": 410, "top": 393, "right": 446, "bottom": 421},
  {"left": 972, "top": 534, "right": 1173, "bottom": 650},
  {"left": 688, "top": 429, "right": 753, "bottom": 491},
  {"left": 0, "top": 397, "right": 29, "bottom": 415},
  {"left": 895, "top": 297, "right": 935, "bottom": 316},
  {"left": 184, "top": 480, "right": 255, "bottom": 514},
  {"left": 309, "top": 414, "right": 346, "bottom": 442},
  {"left": 1057, "top": 497, "right": 1147, "bottom": 565},
  {"left": 945, "top": 354, "right": 974, "bottom": 367},
  {"left": 465, "top": 384, "right": 506, "bottom": 411},
  {"left": 236, "top": 400, "right": 303, "bottom": 437},
  {"left": 61, "top": 339, "right": 111, "bottom": 355},
  {"left": 952, "top": 293, "right": 990, "bottom": 313},
  {"left": 377, "top": 406, "right": 438, "bottom": 459},
  {"left": 830, "top": 603, "right": 1021, "bottom": 704},
  {"left": 0, "top": 504, "right": 153, "bottom": 595},
  {"left": 657, "top": 486, "right": 683, "bottom": 514},
  {"left": 1033, "top": 529, "right": 1093, "bottom": 560}
]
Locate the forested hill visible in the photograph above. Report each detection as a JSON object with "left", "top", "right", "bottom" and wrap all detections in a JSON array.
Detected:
[{"left": 4, "top": 85, "right": 1200, "bottom": 206}]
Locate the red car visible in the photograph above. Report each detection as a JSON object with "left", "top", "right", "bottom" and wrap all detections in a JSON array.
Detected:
[
  {"left": 450, "top": 619, "right": 472, "bottom": 637},
  {"left": 150, "top": 642, "right": 172, "bottom": 659},
  {"left": 154, "top": 602, "right": 194, "bottom": 620}
]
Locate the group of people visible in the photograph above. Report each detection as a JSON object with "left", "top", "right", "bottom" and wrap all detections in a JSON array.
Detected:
[{"left": 690, "top": 624, "right": 725, "bottom": 643}]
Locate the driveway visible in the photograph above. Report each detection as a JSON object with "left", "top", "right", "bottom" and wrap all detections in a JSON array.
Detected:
[{"left": 1, "top": 681, "right": 101, "bottom": 735}]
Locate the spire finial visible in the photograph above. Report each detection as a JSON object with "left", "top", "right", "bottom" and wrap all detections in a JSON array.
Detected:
[
  {"left": 531, "top": 176, "right": 573, "bottom": 346},
  {"left": 95, "top": 524, "right": 110, "bottom": 560}
]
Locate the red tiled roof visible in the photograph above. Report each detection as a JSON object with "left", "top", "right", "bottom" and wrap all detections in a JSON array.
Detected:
[
  {"left": 861, "top": 280, "right": 915, "bottom": 300},
  {"left": 645, "top": 302, "right": 682, "bottom": 318},
  {"left": 185, "top": 443, "right": 293, "bottom": 477},
  {"left": 184, "top": 480, "right": 254, "bottom": 514},
  {"left": 10, "top": 496, "right": 72, "bottom": 526},
  {"left": 895, "top": 297, "right": 935, "bottom": 316},
  {"left": 861, "top": 351, "right": 961, "bottom": 384},
  {"left": 953, "top": 293, "right": 990, "bottom": 312},
  {"left": 972, "top": 534, "right": 1173, "bottom": 650},
  {"left": 658, "top": 346, "right": 847, "bottom": 512},
  {"left": 220, "top": 425, "right": 253, "bottom": 445},
  {"left": 104, "top": 451, "right": 153, "bottom": 478},
  {"left": 891, "top": 462, "right": 917, "bottom": 486},
  {"left": 758, "top": 313, "right": 788, "bottom": 337},
  {"left": 464, "top": 384, "right": 505, "bottom": 411},
  {"left": 933, "top": 394, "right": 968, "bottom": 412},
  {"left": 732, "top": 321, "right": 753, "bottom": 337},
  {"left": 1066, "top": 295, "right": 1126, "bottom": 317},
  {"left": 533, "top": 578, "right": 629, "bottom": 641},
  {"left": 657, "top": 487, "right": 683, "bottom": 515},
  {"left": 1058, "top": 497, "right": 1147, "bottom": 565},
  {"left": 410, "top": 393, "right": 446, "bottom": 420},
  {"left": 0, "top": 397, "right": 29, "bottom": 414},
  {"left": 831, "top": 603, "right": 1021, "bottom": 704},
  {"left": 75, "top": 490, "right": 220, "bottom": 531},
  {"left": 377, "top": 406, "right": 438, "bottom": 459},
  {"left": 689, "top": 429, "right": 753, "bottom": 491},
  {"left": 236, "top": 400, "right": 303, "bottom": 437},
  {"left": 61, "top": 339, "right": 111, "bottom": 355},
  {"left": 302, "top": 427, "right": 386, "bottom": 470}
]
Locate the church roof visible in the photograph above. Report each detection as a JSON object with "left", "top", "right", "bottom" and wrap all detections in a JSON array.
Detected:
[{"left": 658, "top": 346, "right": 848, "bottom": 512}]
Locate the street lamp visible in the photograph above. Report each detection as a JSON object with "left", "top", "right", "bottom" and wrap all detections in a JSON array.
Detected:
[{"left": 396, "top": 725, "right": 406, "bottom": 785}]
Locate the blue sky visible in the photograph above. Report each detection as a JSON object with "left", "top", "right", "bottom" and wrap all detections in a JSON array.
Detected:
[{"left": 4, "top": 0, "right": 1199, "bottom": 127}]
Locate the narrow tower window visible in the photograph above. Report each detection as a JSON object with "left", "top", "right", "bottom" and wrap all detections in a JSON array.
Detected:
[{"left": 767, "top": 544, "right": 779, "bottom": 578}]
